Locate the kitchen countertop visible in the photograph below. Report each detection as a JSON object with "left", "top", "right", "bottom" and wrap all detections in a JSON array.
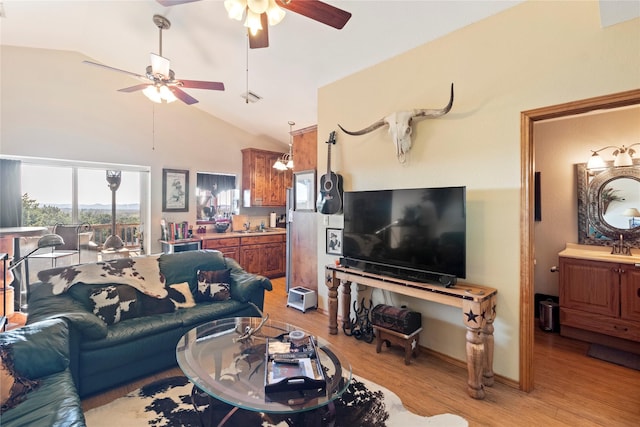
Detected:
[
  {"left": 559, "top": 243, "right": 640, "bottom": 264},
  {"left": 198, "top": 229, "right": 286, "bottom": 240}
]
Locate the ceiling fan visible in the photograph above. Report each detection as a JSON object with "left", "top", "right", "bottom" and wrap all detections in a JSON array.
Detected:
[
  {"left": 157, "top": 0, "right": 352, "bottom": 49},
  {"left": 83, "top": 14, "right": 225, "bottom": 105}
]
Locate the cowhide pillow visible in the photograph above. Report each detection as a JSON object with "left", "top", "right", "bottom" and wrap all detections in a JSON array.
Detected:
[
  {"left": 167, "top": 282, "right": 196, "bottom": 309},
  {"left": 0, "top": 344, "right": 39, "bottom": 414},
  {"left": 196, "top": 269, "right": 232, "bottom": 302},
  {"left": 89, "top": 285, "right": 139, "bottom": 325}
]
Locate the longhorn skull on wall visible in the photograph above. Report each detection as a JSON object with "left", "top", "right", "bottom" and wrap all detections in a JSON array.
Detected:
[{"left": 338, "top": 83, "right": 454, "bottom": 163}]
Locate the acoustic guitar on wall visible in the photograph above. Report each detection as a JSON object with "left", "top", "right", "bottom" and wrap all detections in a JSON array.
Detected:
[{"left": 317, "top": 131, "right": 344, "bottom": 214}]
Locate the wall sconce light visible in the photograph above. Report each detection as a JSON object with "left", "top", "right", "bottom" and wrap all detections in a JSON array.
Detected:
[
  {"left": 273, "top": 121, "right": 295, "bottom": 171},
  {"left": 587, "top": 143, "right": 640, "bottom": 169}
]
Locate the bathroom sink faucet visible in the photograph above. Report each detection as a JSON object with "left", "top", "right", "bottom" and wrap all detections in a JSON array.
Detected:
[{"left": 611, "top": 234, "right": 631, "bottom": 255}]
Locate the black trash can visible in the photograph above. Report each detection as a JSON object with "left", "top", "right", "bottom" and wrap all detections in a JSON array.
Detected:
[{"left": 539, "top": 299, "right": 559, "bottom": 332}]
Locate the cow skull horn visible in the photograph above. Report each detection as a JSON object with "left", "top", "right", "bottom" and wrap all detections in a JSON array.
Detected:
[
  {"left": 337, "top": 119, "right": 386, "bottom": 136},
  {"left": 337, "top": 83, "right": 454, "bottom": 163},
  {"left": 413, "top": 82, "right": 454, "bottom": 119}
]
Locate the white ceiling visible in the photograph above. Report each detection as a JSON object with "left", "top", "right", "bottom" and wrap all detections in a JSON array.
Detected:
[{"left": 1, "top": 1, "right": 636, "bottom": 145}]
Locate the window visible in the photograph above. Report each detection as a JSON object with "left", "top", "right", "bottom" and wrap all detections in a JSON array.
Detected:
[
  {"left": 196, "top": 173, "right": 238, "bottom": 222},
  {"left": 16, "top": 157, "right": 149, "bottom": 250}
]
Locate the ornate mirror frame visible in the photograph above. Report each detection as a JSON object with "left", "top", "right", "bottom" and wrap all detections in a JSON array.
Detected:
[{"left": 577, "top": 160, "right": 640, "bottom": 247}]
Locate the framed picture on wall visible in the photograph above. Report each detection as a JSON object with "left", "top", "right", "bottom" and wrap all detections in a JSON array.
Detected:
[
  {"left": 163, "top": 168, "right": 189, "bottom": 212},
  {"left": 326, "top": 228, "right": 343, "bottom": 256}
]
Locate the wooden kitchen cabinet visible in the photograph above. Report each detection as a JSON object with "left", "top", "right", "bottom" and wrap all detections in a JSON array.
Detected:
[
  {"left": 241, "top": 148, "right": 292, "bottom": 207},
  {"left": 202, "top": 233, "right": 285, "bottom": 278},
  {"left": 202, "top": 237, "right": 240, "bottom": 261},
  {"left": 239, "top": 234, "right": 286, "bottom": 278},
  {"left": 559, "top": 256, "right": 640, "bottom": 351}
]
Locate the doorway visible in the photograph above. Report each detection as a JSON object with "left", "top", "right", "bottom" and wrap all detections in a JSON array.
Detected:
[{"left": 520, "top": 88, "right": 640, "bottom": 392}]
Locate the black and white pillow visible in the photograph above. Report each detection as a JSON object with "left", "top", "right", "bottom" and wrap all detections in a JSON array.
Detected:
[
  {"left": 89, "top": 285, "right": 138, "bottom": 325},
  {"left": 196, "top": 269, "right": 232, "bottom": 302}
]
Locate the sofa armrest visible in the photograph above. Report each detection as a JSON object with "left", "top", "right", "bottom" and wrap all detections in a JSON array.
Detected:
[
  {"left": 27, "top": 282, "right": 108, "bottom": 340},
  {"left": 225, "top": 257, "right": 273, "bottom": 306},
  {"left": 0, "top": 318, "right": 70, "bottom": 379}
]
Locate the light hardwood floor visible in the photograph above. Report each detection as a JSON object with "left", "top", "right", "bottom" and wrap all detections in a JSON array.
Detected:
[{"left": 82, "top": 278, "right": 640, "bottom": 426}]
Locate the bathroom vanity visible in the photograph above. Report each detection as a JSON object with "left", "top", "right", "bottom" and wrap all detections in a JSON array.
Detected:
[{"left": 559, "top": 244, "right": 640, "bottom": 354}]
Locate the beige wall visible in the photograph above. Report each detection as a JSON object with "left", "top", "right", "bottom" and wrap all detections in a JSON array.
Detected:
[
  {"left": 0, "top": 46, "right": 286, "bottom": 253},
  {"left": 317, "top": 1, "right": 640, "bottom": 382},
  {"left": 534, "top": 107, "right": 640, "bottom": 298}
]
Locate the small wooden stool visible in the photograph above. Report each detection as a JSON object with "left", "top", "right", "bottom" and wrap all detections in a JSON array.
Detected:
[{"left": 373, "top": 325, "right": 423, "bottom": 365}]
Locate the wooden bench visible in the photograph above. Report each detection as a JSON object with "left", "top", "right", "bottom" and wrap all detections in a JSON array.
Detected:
[{"left": 373, "top": 325, "right": 423, "bottom": 365}]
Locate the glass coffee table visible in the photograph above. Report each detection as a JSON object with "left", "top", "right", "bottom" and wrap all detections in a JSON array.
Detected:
[{"left": 176, "top": 317, "right": 351, "bottom": 426}]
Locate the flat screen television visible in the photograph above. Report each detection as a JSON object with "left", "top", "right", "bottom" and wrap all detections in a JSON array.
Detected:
[{"left": 342, "top": 186, "right": 466, "bottom": 286}]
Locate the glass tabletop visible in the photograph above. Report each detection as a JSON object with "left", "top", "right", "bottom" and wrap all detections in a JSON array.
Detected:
[{"left": 176, "top": 317, "right": 352, "bottom": 414}]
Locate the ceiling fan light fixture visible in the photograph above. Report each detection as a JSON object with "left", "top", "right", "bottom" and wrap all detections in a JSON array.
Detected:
[
  {"left": 143, "top": 85, "right": 177, "bottom": 103},
  {"left": 266, "top": 0, "right": 286, "bottom": 25},
  {"left": 159, "top": 85, "right": 177, "bottom": 103},
  {"left": 247, "top": 0, "right": 269, "bottom": 14},
  {"left": 143, "top": 85, "right": 163, "bottom": 103},
  {"left": 244, "top": 9, "right": 263, "bottom": 35},
  {"left": 224, "top": 0, "right": 247, "bottom": 21}
]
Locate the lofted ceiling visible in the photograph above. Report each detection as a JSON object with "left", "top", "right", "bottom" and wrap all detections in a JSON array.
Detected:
[{"left": 1, "top": 1, "right": 635, "bottom": 146}]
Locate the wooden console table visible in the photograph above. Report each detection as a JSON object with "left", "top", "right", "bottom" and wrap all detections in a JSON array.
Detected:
[{"left": 325, "top": 265, "right": 497, "bottom": 399}]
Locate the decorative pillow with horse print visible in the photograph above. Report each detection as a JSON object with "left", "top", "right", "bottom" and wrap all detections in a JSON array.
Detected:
[{"left": 195, "top": 269, "right": 232, "bottom": 302}]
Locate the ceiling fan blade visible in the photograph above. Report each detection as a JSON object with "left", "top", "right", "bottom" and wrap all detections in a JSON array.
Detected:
[
  {"left": 118, "top": 84, "right": 152, "bottom": 93},
  {"left": 172, "top": 87, "right": 199, "bottom": 105},
  {"left": 249, "top": 13, "right": 269, "bottom": 49},
  {"left": 179, "top": 80, "right": 225, "bottom": 91},
  {"left": 82, "top": 60, "right": 147, "bottom": 81},
  {"left": 150, "top": 53, "right": 171, "bottom": 78},
  {"left": 156, "top": 0, "right": 201, "bottom": 6},
  {"left": 278, "top": 0, "right": 351, "bottom": 29}
]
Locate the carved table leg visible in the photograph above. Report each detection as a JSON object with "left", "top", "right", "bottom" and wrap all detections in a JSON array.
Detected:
[
  {"left": 482, "top": 294, "right": 497, "bottom": 387},
  {"left": 340, "top": 280, "right": 351, "bottom": 334},
  {"left": 462, "top": 299, "right": 489, "bottom": 399},
  {"left": 325, "top": 269, "right": 339, "bottom": 335}
]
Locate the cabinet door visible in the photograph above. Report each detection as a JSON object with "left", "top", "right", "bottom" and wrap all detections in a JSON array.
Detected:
[
  {"left": 240, "top": 245, "right": 262, "bottom": 275},
  {"left": 559, "top": 257, "right": 619, "bottom": 317},
  {"left": 262, "top": 242, "right": 285, "bottom": 278},
  {"left": 622, "top": 266, "right": 640, "bottom": 322},
  {"left": 242, "top": 149, "right": 290, "bottom": 207},
  {"left": 202, "top": 238, "right": 240, "bottom": 261}
]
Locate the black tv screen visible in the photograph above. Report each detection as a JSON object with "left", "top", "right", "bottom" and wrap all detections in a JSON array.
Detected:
[{"left": 342, "top": 186, "right": 466, "bottom": 283}]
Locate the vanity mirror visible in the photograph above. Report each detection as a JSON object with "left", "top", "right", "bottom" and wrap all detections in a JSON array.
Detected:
[{"left": 577, "top": 160, "right": 640, "bottom": 247}]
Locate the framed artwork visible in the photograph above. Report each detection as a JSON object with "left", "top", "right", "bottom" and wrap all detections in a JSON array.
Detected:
[
  {"left": 162, "top": 168, "right": 189, "bottom": 212},
  {"left": 326, "top": 228, "right": 343, "bottom": 256},
  {"left": 294, "top": 170, "right": 316, "bottom": 211}
]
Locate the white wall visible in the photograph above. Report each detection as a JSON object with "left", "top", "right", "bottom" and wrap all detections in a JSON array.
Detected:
[
  {"left": 317, "top": 0, "right": 640, "bottom": 382},
  {"left": 0, "top": 46, "right": 286, "bottom": 253}
]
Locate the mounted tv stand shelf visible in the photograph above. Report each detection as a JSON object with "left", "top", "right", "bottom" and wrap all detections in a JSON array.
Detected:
[{"left": 325, "top": 264, "right": 497, "bottom": 400}]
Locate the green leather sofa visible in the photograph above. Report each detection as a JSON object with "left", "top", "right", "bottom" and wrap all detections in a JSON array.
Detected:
[
  {"left": 25, "top": 250, "right": 272, "bottom": 398},
  {"left": 1, "top": 318, "right": 86, "bottom": 427}
]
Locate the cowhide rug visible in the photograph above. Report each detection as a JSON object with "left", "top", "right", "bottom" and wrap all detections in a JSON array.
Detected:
[
  {"left": 37, "top": 256, "right": 167, "bottom": 298},
  {"left": 84, "top": 375, "right": 468, "bottom": 427}
]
